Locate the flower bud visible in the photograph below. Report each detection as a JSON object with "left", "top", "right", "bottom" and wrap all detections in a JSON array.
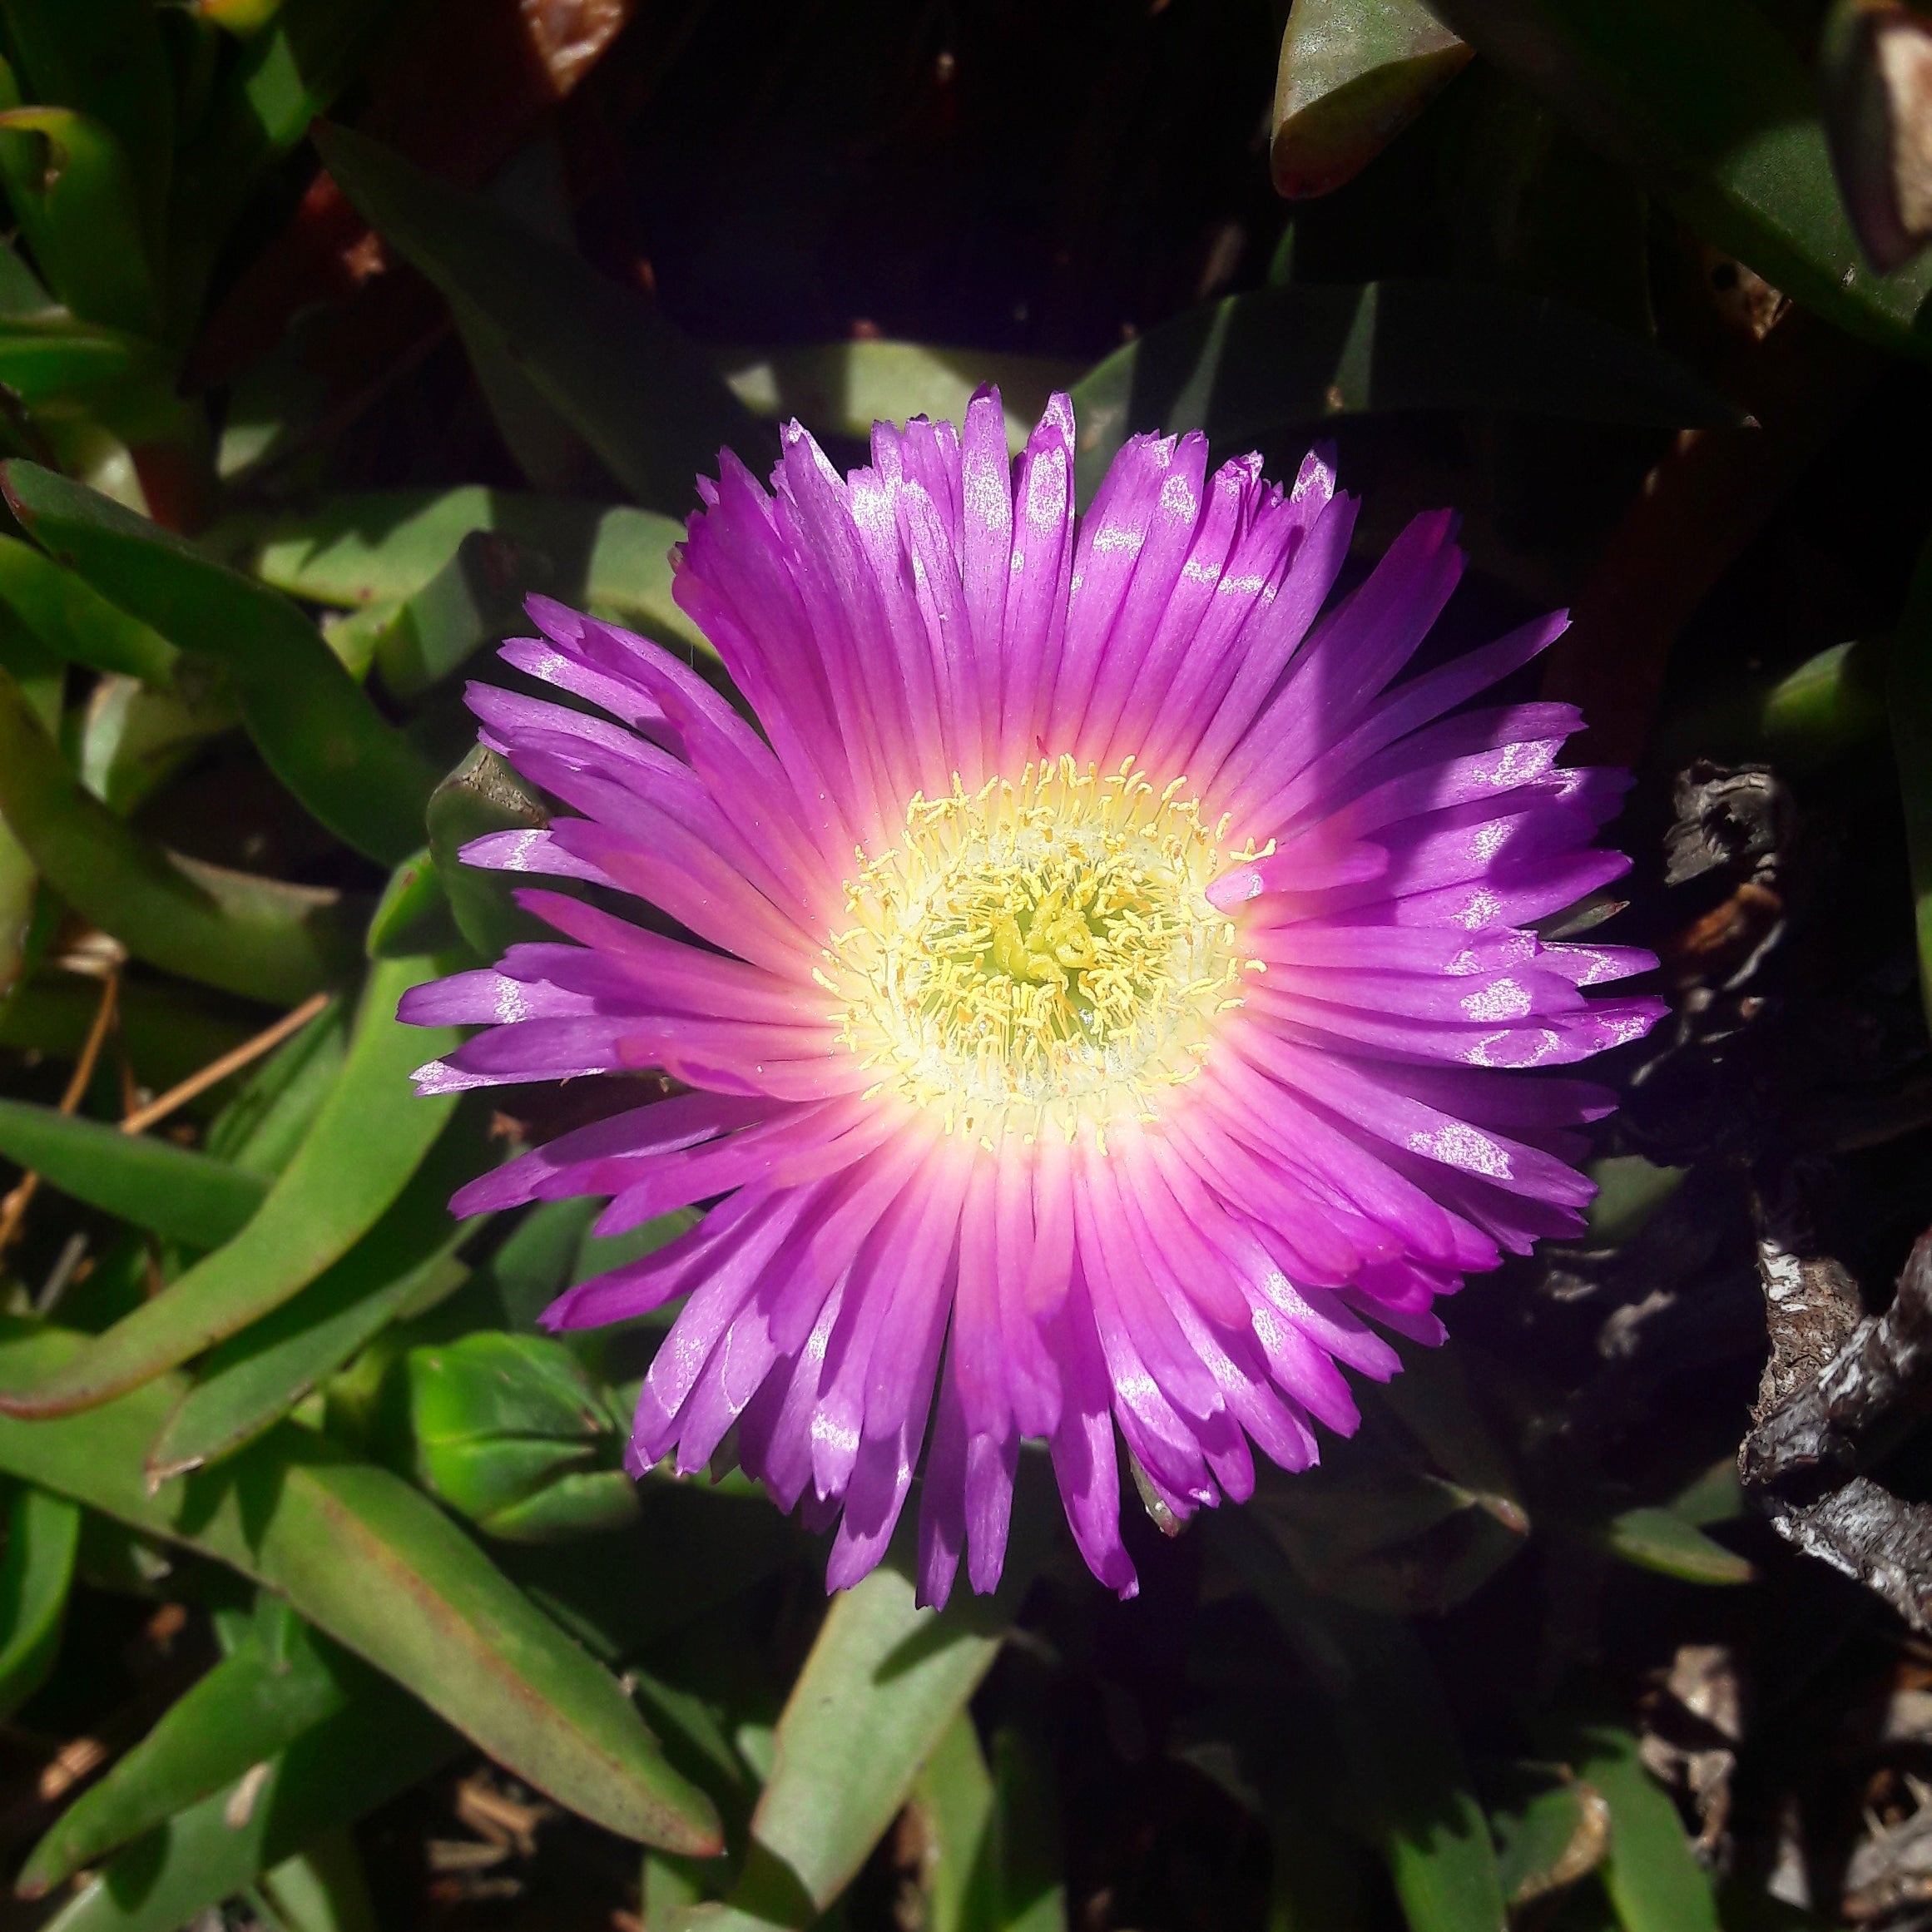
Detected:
[{"left": 400, "top": 1331, "right": 638, "bottom": 1542}]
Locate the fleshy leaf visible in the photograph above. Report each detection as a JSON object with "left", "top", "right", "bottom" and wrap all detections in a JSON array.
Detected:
[
  {"left": 0, "top": 107, "right": 161, "bottom": 335},
  {"left": 1426, "top": 0, "right": 1932, "bottom": 358},
  {"left": 0, "top": 1483, "right": 81, "bottom": 1721},
  {"left": 1271, "top": 0, "right": 1472, "bottom": 198},
  {"left": 0, "top": 667, "right": 360, "bottom": 1004},
  {"left": 2, "top": 462, "right": 440, "bottom": 867},
  {"left": 0, "top": 1320, "right": 725, "bottom": 1852},
  {"left": 17, "top": 1605, "right": 361, "bottom": 1897},
  {"left": 33, "top": 1674, "right": 455, "bottom": 1932},
  {"left": 693, "top": 1554, "right": 1033, "bottom": 1931},
  {"left": 143, "top": 1112, "right": 487, "bottom": 1481},
  {"left": 0, "top": 954, "right": 462, "bottom": 1419},
  {"left": 0, "top": 1098, "right": 269, "bottom": 1249}
]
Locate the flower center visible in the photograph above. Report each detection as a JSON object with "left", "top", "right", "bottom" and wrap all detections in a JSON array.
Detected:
[{"left": 825, "top": 756, "right": 1255, "bottom": 1143}]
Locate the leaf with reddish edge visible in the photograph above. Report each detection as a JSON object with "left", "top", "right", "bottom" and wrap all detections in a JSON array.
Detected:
[
  {"left": 0, "top": 952, "right": 461, "bottom": 1419},
  {"left": 1271, "top": 0, "right": 1471, "bottom": 199},
  {"left": 0, "top": 1321, "right": 724, "bottom": 1853}
]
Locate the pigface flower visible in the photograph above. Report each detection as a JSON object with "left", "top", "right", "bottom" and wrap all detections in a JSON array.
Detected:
[{"left": 402, "top": 390, "right": 1663, "bottom": 1604}]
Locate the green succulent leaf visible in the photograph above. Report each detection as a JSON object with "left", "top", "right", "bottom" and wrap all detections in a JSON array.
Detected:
[
  {"left": 1271, "top": 0, "right": 1472, "bottom": 199},
  {"left": 36, "top": 1672, "right": 455, "bottom": 1932},
  {"left": 77, "top": 674, "right": 240, "bottom": 817},
  {"left": 0, "top": 0, "right": 175, "bottom": 242},
  {"left": 364, "top": 848, "right": 461, "bottom": 960},
  {"left": 143, "top": 1112, "right": 487, "bottom": 1481},
  {"left": 0, "top": 667, "right": 361, "bottom": 1003},
  {"left": 0, "top": 534, "right": 178, "bottom": 685},
  {"left": 315, "top": 122, "right": 760, "bottom": 515},
  {"left": 910, "top": 1712, "right": 995, "bottom": 1932},
  {"left": 0, "top": 313, "right": 169, "bottom": 414},
  {"left": 213, "top": 489, "right": 708, "bottom": 657},
  {"left": 1, "top": 463, "right": 441, "bottom": 866},
  {"left": 0, "top": 953, "right": 463, "bottom": 1419},
  {"left": 250, "top": 1830, "right": 379, "bottom": 1932},
  {"left": 427, "top": 744, "right": 556, "bottom": 959},
  {"left": 17, "top": 1604, "right": 363, "bottom": 1898},
  {"left": 0, "top": 1320, "right": 726, "bottom": 1853},
  {"left": 696, "top": 1553, "right": 1035, "bottom": 1931},
  {"left": 0, "top": 1098, "right": 269, "bottom": 1249},
  {"left": 1601, "top": 1507, "right": 1755, "bottom": 1586},
  {"left": 205, "top": 995, "right": 348, "bottom": 1180},
  {"left": 165, "top": 0, "right": 400, "bottom": 324},
  {"left": 716, "top": 341, "right": 1084, "bottom": 451},
  {"left": 1490, "top": 1774, "right": 1608, "bottom": 1909},
  {"left": 1558, "top": 1720, "right": 1720, "bottom": 1932},
  {"left": 0, "top": 107, "right": 162, "bottom": 336},
  {"left": 1423, "top": 0, "right": 1932, "bottom": 358},
  {"left": 0, "top": 1482, "right": 81, "bottom": 1721},
  {"left": 0, "top": 977, "right": 260, "bottom": 1102},
  {"left": 1217, "top": 1515, "right": 1508, "bottom": 1932}
]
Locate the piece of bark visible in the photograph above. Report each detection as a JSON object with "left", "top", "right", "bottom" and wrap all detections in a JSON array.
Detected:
[
  {"left": 1741, "top": 1199, "right": 1932, "bottom": 1632},
  {"left": 1743, "top": 1231, "right": 1932, "bottom": 1494}
]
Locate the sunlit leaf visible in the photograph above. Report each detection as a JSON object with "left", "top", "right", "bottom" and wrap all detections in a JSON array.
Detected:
[
  {"left": 699, "top": 1553, "right": 1032, "bottom": 1931},
  {"left": 0, "top": 954, "right": 461, "bottom": 1418},
  {"left": 427, "top": 745, "right": 554, "bottom": 959},
  {"left": 399, "top": 1330, "right": 636, "bottom": 1541},
  {"left": 37, "top": 1672, "right": 454, "bottom": 1932},
  {"left": 1602, "top": 1507, "right": 1754, "bottom": 1586},
  {"left": 213, "top": 489, "right": 707, "bottom": 657},
  {"left": 364, "top": 849, "right": 460, "bottom": 960},
  {"left": 204, "top": 996, "right": 347, "bottom": 1181},
  {"left": 0, "top": 107, "right": 162, "bottom": 335},
  {"left": 911, "top": 1712, "right": 994, "bottom": 1932},
  {"left": 0, "top": 1320, "right": 726, "bottom": 1851},
  {"left": 2, "top": 463, "right": 440, "bottom": 866},
  {"left": 250, "top": 1830, "right": 379, "bottom": 1932},
  {"left": 0, "top": 1098, "right": 269, "bottom": 1249},
  {"left": 1271, "top": 0, "right": 1471, "bottom": 198},
  {"left": 1560, "top": 1721, "right": 1720, "bottom": 1932},
  {"left": 144, "top": 1113, "right": 484, "bottom": 1480},
  {"left": 716, "top": 341, "right": 1084, "bottom": 452},
  {"left": 78, "top": 674, "right": 240, "bottom": 816},
  {"left": 0, "top": 534, "right": 178, "bottom": 685}
]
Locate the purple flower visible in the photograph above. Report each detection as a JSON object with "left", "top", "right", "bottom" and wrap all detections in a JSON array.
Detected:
[{"left": 400, "top": 390, "right": 1663, "bottom": 1606}]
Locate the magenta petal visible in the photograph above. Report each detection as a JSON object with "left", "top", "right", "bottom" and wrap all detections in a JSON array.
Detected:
[{"left": 399, "top": 392, "right": 1661, "bottom": 1608}]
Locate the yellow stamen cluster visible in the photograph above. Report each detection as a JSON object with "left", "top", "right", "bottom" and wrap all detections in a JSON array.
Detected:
[{"left": 820, "top": 755, "right": 1256, "bottom": 1145}]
